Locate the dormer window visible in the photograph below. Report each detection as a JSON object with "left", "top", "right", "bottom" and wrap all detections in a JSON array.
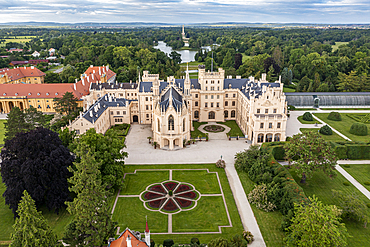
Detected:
[
  {"left": 28, "top": 93, "right": 31, "bottom": 95},
  {"left": 55, "top": 93, "right": 58, "bottom": 95},
  {"left": 3, "top": 93, "right": 6, "bottom": 96},
  {"left": 37, "top": 93, "right": 40, "bottom": 96},
  {"left": 46, "top": 93, "right": 49, "bottom": 96}
]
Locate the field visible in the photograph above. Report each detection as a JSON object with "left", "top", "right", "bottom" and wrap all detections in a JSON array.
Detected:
[
  {"left": 289, "top": 168, "right": 370, "bottom": 247},
  {"left": 0, "top": 37, "right": 36, "bottom": 47},
  {"left": 331, "top": 42, "right": 349, "bottom": 52},
  {"left": 217, "top": 120, "right": 244, "bottom": 137},
  {"left": 191, "top": 121, "right": 207, "bottom": 139},
  {"left": 242, "top": 54, "right": 252, "bottom": 63},
  {"left": 283, "top": 87, "right": 295, "bottom": 93},
  {"left": 300, "top": 128, "right": 345, "bottom": 142},
  {"left": 0, "top": 120, "right": 5, "bottom": 145},
  {"left": 314, "top": 113, "right": 370, "bottom": 142},
  {"left": 341, "top": 164, "right": 370, "bottom": 188},
  {"left": 113, "top": 164, "right": 243, "bottom": 244}
]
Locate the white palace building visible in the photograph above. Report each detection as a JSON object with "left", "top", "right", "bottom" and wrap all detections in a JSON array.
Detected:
[{"left": 70, "top": 65, "right": 288, "bottom": 149}]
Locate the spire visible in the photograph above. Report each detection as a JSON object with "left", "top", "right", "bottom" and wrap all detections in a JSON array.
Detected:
[
  {"left": 145, "top": 217, "right": 149, "bottom": 233},
  {"left": 185, "top": 62, "right": 189, "bottom": 80},
  {"left": 144, "top": 216, "right": 150, "bottom": 247}
]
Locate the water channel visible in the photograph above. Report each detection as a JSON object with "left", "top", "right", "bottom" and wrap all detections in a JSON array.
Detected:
[{"left": 153, "top": 41, "right": 217, "bottom": 63}]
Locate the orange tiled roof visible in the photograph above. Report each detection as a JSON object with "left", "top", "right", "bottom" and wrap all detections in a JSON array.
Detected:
[
  {"left": 0, "top": 67, "right": 46, "bottom": 82},
  {"left": 109, "top": 229, "right": 149, "bottom": 247}
]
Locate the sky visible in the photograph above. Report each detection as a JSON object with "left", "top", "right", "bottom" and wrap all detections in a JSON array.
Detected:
[{"left": 0, "top": 0, "right": 369, "bottom": 24}]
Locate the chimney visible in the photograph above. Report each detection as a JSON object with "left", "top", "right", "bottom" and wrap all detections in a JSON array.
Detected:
[
  {"left": 75, "top": 78, "right": 78, "bottom": 83},
  {"left": 87, "top": 76, "right": 90, "bottom": 82},
  {"left": 82, "top": 79, "right": 85, "bottom": 86},
  {"left": 126, "top": 236, "right": 132, "bottom": 247},
  {"left": 90, "top": 111, "right": 93, "bottom": 117},
  {"left": 99, "top": 67, "right": 101, "bottom": 75},
  {"left": 74, "top": 84, "right": 76, "bottom": 90}
]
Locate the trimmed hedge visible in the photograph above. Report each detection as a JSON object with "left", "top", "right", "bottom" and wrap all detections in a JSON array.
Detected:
[
  {"left": 349, "top": 122, "right": 368, "bottom": 136},
  {"left": 261, "top": 142, "right": 287, "bottom": 160},
  {"left": 327, "top": 111, "right": 342, "bottom": 121},
  {"left": 319, "top": 125, "right": 333, "bottom": 135},
  {"left": 330, "top": 141, "right": 370, "bottom": 160},
  {"left": 302, "top": 112, "right": 313, "bottom": 121}
]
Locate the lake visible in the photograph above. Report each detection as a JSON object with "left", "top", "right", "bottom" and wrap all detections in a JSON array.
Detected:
[{"left": 154, "top": 41, "right": 217, "bottom": 63}]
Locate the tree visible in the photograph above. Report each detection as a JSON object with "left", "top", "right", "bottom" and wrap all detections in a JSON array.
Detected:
[
  {"left": 4, "top": 107, "right": 29, "bottom": 142},
  {"left": 1, "top": 127, "right": 73, "bottom": 216},
  {"left": 221, "top": 50, "right": 234, "bottom": 68},
  {"left": 281, "top": 67, "right": 293, "bottom": 85},
  {"left": 24, "top": 106, "right": 48, "bottom": 129},
  {"left": 44, "top": 72, "right": 60, "bottom": 83},
  {"left": 284, "top": 196, "right": 350, "bottom": 247},
  {"left": 64, "top": 146, "right": 117, "bottom": 246},
  {"left": 284, "top": 131, "right": 337, "bottom": 183},
  {"left": 10, "top": 190, "right": 58, "bottom": 247},
  {"left": 53, "top": 92, "right": 78, "bottom": 115},
  {"left": 337, "top": 71, "right": 361, "bottom": 92},
  {"left": 234, "top": 53, "right": 243, "bottom": 70},
  {"left": 58, "top": 128, "right": 76, "bottom": 149},
  {"left": 170, "top": 51, "right": 181, "bottom": 64},
  {"left": 208, "top": 237, "right": 229, "bottom": 247},
  {"left": 229, "top": 234, "right": 247, "bottom": 247},
  {"left": 70, "top": 128, "right": 127, "bottom": 191}
]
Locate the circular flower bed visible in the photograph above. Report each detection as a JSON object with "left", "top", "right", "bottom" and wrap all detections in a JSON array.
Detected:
[
  {"left": 141, "top": 181, "right": 200, "bottom": 213},
  {"left": 204, "top": 125, "right": 225, "bottom": 133}
]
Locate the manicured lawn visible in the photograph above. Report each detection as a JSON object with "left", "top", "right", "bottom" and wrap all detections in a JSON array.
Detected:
[
  {"left": 297, "top": 115, "right": 315, "bottom": 124},
  {"left": 300, "top": 128, "right": 345, "bottom": 142},
  {"left": 331, "top": 41, "right": 349, "bottom": 52},
  {"left": 283, "top": 87, "right": 295, "bottom": 93},
  {"left": 172, "top": 170, "right": 221, "bottom": 194},
  {"left": 292, "top": 108, "right": 317, "bottom": 111},
  {"left": 289, "top": 168, "right": 370, "bottom": 247},
  {"left": 191, "top": 121, "right": 207, "bottom": 139},
  {"left": 237, "top": 170, "right": 285, "bottom": 247},
  {"left": 242, "top": 54, "right": 252, "bottom": 63},
  {"left": 314, "top": 113, "right": 370, "bottom": 142},
  {"left": 0, "top": 120, "right": 5, "bottom": 145},
  {"left": 217, "top": 120, "right": 244, "bottom": 137},
  {"left": 117, "top": 164, "right": 244, "bottom": 244},
  {"left": 320, "top": 108, "right": 370, "bottom": 110},
  {"left": 172, "top": 196, "right": 228, "bottom": 232},
  {"left": 121, "top": 170, "right": 169, "bottom": 195},
  {"left": 112, "top": 197, "right": 168, "bottom": 233},
  {"left": 341, "top": 164, "right": 370, "bottom": 188}
]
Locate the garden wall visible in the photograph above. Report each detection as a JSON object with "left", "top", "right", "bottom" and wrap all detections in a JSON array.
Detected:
[{"left": 330, "top": 141, "right": 370, "bottom": 160}]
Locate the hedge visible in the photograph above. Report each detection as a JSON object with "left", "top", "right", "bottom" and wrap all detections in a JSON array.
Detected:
[
  {"left": 302, "top": 112, "right": 313, "bottom": 121},
  {"left": 319, "top": 125, "right": 333, "bottom": 135},
  {"left": 349, "top": 122, "right": 368, "bottom": 136},
  {"left": 327, "top": 111, "right": 342, "bottom": 121},
  {"left": 330, "top": 141, "right": 370, "bottom": 160},
  {"left": 261, "top": 142, "right": 287, "bottom": 160}
]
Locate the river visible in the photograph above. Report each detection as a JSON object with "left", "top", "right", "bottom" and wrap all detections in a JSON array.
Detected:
[{"left": 153, "top": 41, "right": 218, "bottom": 63}]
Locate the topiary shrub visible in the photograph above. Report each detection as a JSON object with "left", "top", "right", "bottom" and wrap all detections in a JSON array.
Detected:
[
  {"left": 163, "top": 239, "right": 174, "bottom": 247},
  {"left": 191, "top": 238, "right": 200, "bottom": 245},
  {"left": 319, "top": 125, "right": 333, "bottom": 135},
  {"left": 343, "top": 182, "right": 350, "bottom": 186},
  {"left": 302, "top": 112, "right": 313, "bottom": 121},
  {"left": 242, "top": 231, "right": 254, "bottom": 244},
  {"left": 364, "top": 181, "right": 370, "bottom": 186},
  {"left": 150, "top": 239, "right": 155, "bottom": 247},
  {"left": 349, "top": 123, "right": 368, "bottom": 136},
  {"left": 216, "top": 159, "right": 226, "bottom": 168},
  {"left": 328, "top": 111, "right": 342, "bottom": 121},
  {"left": 367, "top": 203, "right": 370, "bottom": 208}
]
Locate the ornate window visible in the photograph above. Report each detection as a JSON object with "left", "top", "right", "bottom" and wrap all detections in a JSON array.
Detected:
[
  {"left": 194, "top": 111, "right": 199, "bottom": 118},
  {"left": 274, "top": 134, "right": 280, "bottom": 142},
  {"left": 257, "top": 134, "right": 264, "bottom": 143},
  {"left": 224, "top": 110, "right": 228, "bottom": 118},
  {"left": 168, "top": 115, "right": 174, "bottom": 131},
  {"left": 158, "top": 119, "right": 160, "bottom": 132},
  {"left": 231, "top": 110, "right": 236, "bottom": 118},
  {"left": 266, "top": 134, "right": 273, "bottom": 142},
  {"left": 208, "top": 111, "right": 215, "bottom": 119},
  {"left": 183, "top": 118, "right": 186, "bottom": 132}
]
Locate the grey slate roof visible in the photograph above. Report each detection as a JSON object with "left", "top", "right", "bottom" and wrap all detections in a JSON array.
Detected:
[
  {"left": 285, "top": 92, "right": 370, "bottom": 96},
  {"left": 91, "top": 82, "right": 138, "bottom": 90},
  {"left": 83, "top": 94, "right": 136, "bottom": 123},
  {"left": 159, "top": 87, "right": 183, "bottom": 112}
]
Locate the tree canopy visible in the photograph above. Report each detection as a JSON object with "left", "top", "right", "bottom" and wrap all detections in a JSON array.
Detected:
[
  {"left": 1, "top": 127, "right": 73, "bottom": 216},
  {"left": 10, "top": 190, "right": 58, "bottom": 247},
  {"left": 284, "top": 131, "right": 338, "bottom": 183},
  {"left": 53, "top": 92, "right": 78, "bottom": 115}
]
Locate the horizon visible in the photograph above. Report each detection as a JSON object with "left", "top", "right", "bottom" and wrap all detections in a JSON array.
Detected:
[{"left": 1, "top": 0, "right": 369, "bottom": 25}]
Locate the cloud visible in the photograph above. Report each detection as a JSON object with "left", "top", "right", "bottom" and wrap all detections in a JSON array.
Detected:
[{"left": 0, "top": 0, "right": 369, "bottom": 23}]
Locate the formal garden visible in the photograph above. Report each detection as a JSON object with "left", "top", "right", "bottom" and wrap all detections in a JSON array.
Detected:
[{"left": 112, "top": 164, "right": 244, "bottom": 244}]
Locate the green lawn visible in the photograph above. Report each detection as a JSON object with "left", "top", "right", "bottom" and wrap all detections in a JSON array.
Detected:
[
  {"left": 172, "top": 170, "right": 221, "bottom": 194},
  {"left": 314, "top": 113, "right": 370, "bottom": 142},
  {"left": 283, "top": 87, "right": 295, "bottom": 93},
  {"left": 289, "top": 168, "right": 370, "bottom": 247},
  {"left": 242, "top": 54, "right": 252, "bottom": 63},
  {"left": 191, "top": 122, "right": 207, "bottom": 139},
  {"left": 320, "top": 108, "right": 370, "bottom": 110},
  {"left": 331, "top": 42, "right": 349, "bottom": 52},
  {"left": 292, "top": 108, "right": 317, "bottom": 111},
  {"left": 341, "top": 164, "right": 370, "bottom": 188},
  {"left": 237, "top": 170, "right": 285, "bottom": 247},
  {"left": 121, "top": 170, "right": 169, "bottom": 195},
  {"left": 217, "top": 120, "right": 244, "bottom": 137},
  {"left": 117, "top": 164, "right": 244, "bottom": 244},
  {"left": 297, "top": 116, "right": 316, "bottom": 124},
  {"left": 0, "top": 120, "right": 5, "bottom": 145},
  {"left": 300, "top": 128, "right": 345, "bottom": 142}
]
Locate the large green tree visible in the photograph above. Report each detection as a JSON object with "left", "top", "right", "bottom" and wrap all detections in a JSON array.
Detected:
[
  {"left": 285, "top": 196, "right": 350, "bottom": 247},
  {"left": 53, "top": 92, "right": 78, "bottom": 116},
  {"left": 64, "top": 145, "right": 116, "bottom": 246},
  {"left": 284, "top": 131, "right": 337, "bottom": 183},
  {"left": 4, "top": 107, "right": 29, "bottom": 142},
  {"left": 10, "top": 190, "right": 58, "bottom": 247},
  {"left": 70, "top": 128, "right": 127, "bottom": 190}
]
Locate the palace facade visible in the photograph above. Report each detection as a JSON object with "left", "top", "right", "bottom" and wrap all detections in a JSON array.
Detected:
[{"left": 70, "top": 65, "right": 287, "bottom": 147}]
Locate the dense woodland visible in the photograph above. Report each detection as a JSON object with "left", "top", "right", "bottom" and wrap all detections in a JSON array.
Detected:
[{"left": 1, "top": 27, "right": 370, "bottom": 92}]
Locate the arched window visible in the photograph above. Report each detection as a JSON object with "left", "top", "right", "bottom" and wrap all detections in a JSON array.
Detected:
[
  {"left": 183, "top": 118, "right": 186, "bottom": 132},
  {"left": 224, "top": 110, "right": 228, "bottom": 118},
  {"left": 168, "top": 115, "right": 174, "bottom": 131},
  {"left": 257, "top": 134, "right": 264, "bottom": 143},
  {"left": 266, "top": 134, "right": 273, "bottom": 142},
  {"left": 194, "top": 111, "right": 199, "bottom": 118},
  {"left": 208, "top": 111, "right": 215, "bottom": 120},
  {"left": 274, "top": 134, "right": 280, "bottom": 142},
  {"left": 157, "top": 119, "right": 160, "bottom": 132},
  {"left": 231, "top": 110, "right": 236, "bottom": 118}
]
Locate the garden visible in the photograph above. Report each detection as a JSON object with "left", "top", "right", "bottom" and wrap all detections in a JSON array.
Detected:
[
  {"left": 112, "top": 164, "right": 243, "bottom": 244},
  {"left": 216, "top": 120, "right": 244, "bottom": 137},
  {"left": 341, "top": 164, "right": 370, "bottom": 188}
]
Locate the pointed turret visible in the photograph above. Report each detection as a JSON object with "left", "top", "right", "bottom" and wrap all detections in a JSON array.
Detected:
[
  {"left": 184, "top": 62, "right": 190, "bottom": 96},
  {"left": 144, "top": 218, "right": 150, "bottom": 247}
]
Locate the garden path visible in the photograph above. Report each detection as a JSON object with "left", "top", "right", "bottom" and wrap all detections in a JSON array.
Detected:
[
  {"left": 335, "top": 165, "right": 370, "bottom": 200},
  {"left": 199, "top": 122, "right": 230, "bottom": 140},
  {"left": 124, "top": 124, "right": 266, "bottom": 247}
]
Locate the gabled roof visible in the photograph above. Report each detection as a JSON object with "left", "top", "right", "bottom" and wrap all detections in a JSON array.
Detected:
[
  {"left": 108, "top": 228, "right": 149, "bottom": 247},
  {"left": 0, "top": 67, "right": 45, "bottom": 81},
  {"left": 91, "top": 82, "right": 138, "bottom": 90},
  {"left": 159, "top": 86, "right": 183, "bottom": 112}
]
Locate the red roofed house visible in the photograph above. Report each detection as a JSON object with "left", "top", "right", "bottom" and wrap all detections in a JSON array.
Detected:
[
  {"left": 0, "top": 66, "right": 46, "bottom": 84},
  {"left": 0, "top": 65, "right": 115, "bottom": 113},
  {"left": 108, "top": 222, "right": 150, "bottom": 247}
]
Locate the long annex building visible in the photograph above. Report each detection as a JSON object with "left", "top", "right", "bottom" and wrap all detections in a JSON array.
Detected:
[{"left": 71, "top": 65, "right": 288, "bottom": 147}]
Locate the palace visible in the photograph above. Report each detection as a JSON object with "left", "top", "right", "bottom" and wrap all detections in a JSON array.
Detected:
[{"left": 70, "top": 65, "right": 288, "bottom": 147}]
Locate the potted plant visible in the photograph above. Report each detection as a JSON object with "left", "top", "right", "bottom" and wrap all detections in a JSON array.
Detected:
[
  {"left": 191, "top": 138, "right": 195, "bottom": 144},
  {"left": 227, "top": 134, "right": 231, "bottom": 141},
  {"left": 153, "top": 142, "right": 157, "bottom": 149},
  {"left": 206, "top": 134, "right": 209, "bottom": 141},
  {"left": 198, "top": 135, "right": 201, "bottom": 141},
  {"left": 183, "top": 139, "right": 186, "bottom": 147},
  {"left": 237, "top": 135, "right": 239, "bottom": 140},
  {"left": 187, "top": 140, "right": 191, "bottom": 146},
  {"left": 147, "top": 136, "right": 152, "bottom": 144}
]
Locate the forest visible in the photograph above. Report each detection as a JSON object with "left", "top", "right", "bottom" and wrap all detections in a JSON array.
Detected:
[{"left": 0, "top": 27, "right": 370, "bottom": 92}]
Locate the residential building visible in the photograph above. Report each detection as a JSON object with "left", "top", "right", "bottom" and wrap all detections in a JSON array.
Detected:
[
  {"left": 32, "top": 51, "right": 40, "bottom": 57},
  {"left": 0, "top": 66, "right": 45, "bottom": 84}
]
